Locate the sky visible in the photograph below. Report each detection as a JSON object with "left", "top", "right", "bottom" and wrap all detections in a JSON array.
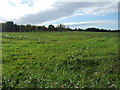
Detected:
[{"left": 0, "top": 0, "right": 119, "bottom": 30}]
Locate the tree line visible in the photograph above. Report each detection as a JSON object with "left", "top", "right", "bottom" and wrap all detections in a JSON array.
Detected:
[{"left": 1, "top": 21, "right": 119, "bottom": 32}]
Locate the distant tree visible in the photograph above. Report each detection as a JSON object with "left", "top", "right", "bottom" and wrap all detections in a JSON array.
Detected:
[
  {"left": 2, "top": 21, "right": 116, "bottom": 32},
  {"left": 2, "top": 21, "right": 20, "bottom": 32},
  {"left": 2, "top": 23, "right": 5, "bottom": 32},
  {"left": 31, "top": 25, "right": 37, "bottom": 32},
  {"left": 77, "top": 28, "right": 83, "bottom": 31},
  {"left": 74, "top": 28, "right": 78, "bottom": 31},
  {"left": 4, "top": 21, "right": 14, "bottom": 32},
  {"left": 37, "top": 26, "right": 42, "bottom": 31},
  {"left": 13, "top": 24, "right": 19, "bottom": 32},
  {"left": 0, "top": 23, "right": 2, "bottom": 32},
  {"left": 26, "top": 25, "right": 37, "bottom": 32},
  {"left": 26, "top": 24, "right": 30, "bottom": 31},
  {"left": 57, "top": 24, "right": 65, "bottom": 28},
  {"left": 85, "top": 28, "right": 100, "bottom": 32},
  {"left": 48, "top": 25, "right": 55, "bottom": 31},
  {"left": 19, "top": 25, "right": 26, "bottom": 32},
  {"left": 56, "top": 24, "right": 65, "bottom": 31},
  {"left": 65, "top": 27, "right": 72, "bottom": 31},
  {"left": 41, "top": 25, "right": 47, "bottom": 31}
]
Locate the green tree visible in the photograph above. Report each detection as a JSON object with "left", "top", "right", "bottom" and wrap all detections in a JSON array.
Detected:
[
  {"left": 41, "top": 25, "right": 47, "bottom": 31},
  {"left": 13, "top": 24, "right": 19, "bottom": 32},
  {"left": 48, "top": 25, "right": 55, "bottom": 31},
  {"left": 4, "top": 21, "right": 14, "bottom": 32},
  {"left": 56, "top": 24, "right": 65, "bottom": 31}
]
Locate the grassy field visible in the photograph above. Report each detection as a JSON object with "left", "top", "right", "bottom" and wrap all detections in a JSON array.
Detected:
[{"left": 2, "top": 31, "right": 120, "bottom": 88}]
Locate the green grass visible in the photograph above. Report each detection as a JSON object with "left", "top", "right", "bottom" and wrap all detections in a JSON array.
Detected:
[{"left": 2, "top": 31, "right": 120, "bottom": 88}]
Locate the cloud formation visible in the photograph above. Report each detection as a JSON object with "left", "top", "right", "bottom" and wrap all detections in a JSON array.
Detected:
[
  {"left": 0, "top": 0, "right": 54, "bottom": 20},
  {"left": 63, "top": 20, "right": 117, "bottom": 28},
  {"left": 0, "top": 0, "right": 118, "bottom": 26},
  {"left": 18, "top": 2, "right": 97, "bottom": 24},
  {"left": 56, "top": 0, "right": 119, "bottom": 2},
  {"left": 16, "top": 2, "right": 118, "bottom": 25}
]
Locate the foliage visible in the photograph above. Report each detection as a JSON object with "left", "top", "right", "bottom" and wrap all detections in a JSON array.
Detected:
[{"left": 2, "top": 21, "right": 119, "bottom": 32}]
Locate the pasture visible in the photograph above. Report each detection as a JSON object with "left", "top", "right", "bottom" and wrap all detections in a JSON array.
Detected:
[{"left": 2, "top": 31, "right": 120, "bottom": 88}]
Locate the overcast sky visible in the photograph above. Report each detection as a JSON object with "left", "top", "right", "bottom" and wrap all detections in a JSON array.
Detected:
[{"left": 0, "top": 0, "right": 119, "bottom": 29}]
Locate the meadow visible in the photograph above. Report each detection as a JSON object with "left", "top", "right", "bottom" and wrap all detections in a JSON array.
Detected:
[{"left": 2, "top": 31, "right": 120, "bottom": 88}]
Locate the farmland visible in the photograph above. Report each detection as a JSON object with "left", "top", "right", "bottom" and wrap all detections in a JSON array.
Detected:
[{"left": 2, "top": 31, "right": 120, "bottom": 88}]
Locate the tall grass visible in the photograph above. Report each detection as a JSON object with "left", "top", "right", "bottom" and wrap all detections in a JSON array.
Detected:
[{"left": 2, "top": 31, "right": 120, "bottom": 88}]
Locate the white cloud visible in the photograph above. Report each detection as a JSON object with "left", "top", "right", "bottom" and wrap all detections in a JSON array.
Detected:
[
  {"left": 0, "top": 0, "right": 118, "bottom": 25},
  {"left": 17, "top": 2, "right": 118, "bottom": 24},
  {"left": 0, "top": 0, "right": 55, "bottom": 20},
  {"left": 74, "top": 2, "right": 118, "bottom": 16},
  {"left": 55, "top": 0, "right": 119, "bottom": 2},
  {"left": 63, "top": 20, "right": 117, "bottom": 27}
]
